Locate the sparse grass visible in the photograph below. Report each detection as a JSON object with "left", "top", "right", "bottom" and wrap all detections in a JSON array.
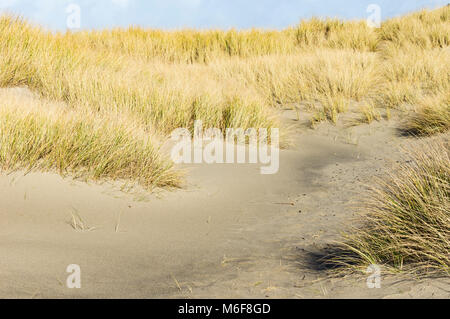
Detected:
[
  {"left": 69, "top": 209, "right": 97, "bottom": 232},
  {"left": 360, "top": 102, "right": 382, "bottom": 124},
  {"left": 335, "top": 138, "right": 449, "bottom": 276}
]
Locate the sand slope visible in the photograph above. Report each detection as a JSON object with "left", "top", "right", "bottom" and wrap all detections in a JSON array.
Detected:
[{"left": 0, "top": 111, "right": 449, "bottom": 299}]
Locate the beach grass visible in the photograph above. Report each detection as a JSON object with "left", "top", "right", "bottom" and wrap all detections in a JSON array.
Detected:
[
  {"left": 336, "top": 138, "right": 449, "bottom": 276},
  {"left": 0, "top": 6, "right": 448, "bottom": 190}
]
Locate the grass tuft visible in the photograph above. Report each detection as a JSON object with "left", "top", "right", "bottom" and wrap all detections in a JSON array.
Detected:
[
  {"left": 335, "top": 138, "right": 449, "bottom": 276},
  {"left": 404, "top": 93, "right": 450, "bottom": 136}
]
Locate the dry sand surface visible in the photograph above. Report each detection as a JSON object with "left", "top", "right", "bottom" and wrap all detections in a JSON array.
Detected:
[{"left": 0, "top": 109, "right": 449, "bottom": 299}]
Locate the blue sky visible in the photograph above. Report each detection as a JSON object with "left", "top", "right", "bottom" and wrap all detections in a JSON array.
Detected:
[{"left": 0, "top": 0, "right": 448, "bottom": 30}]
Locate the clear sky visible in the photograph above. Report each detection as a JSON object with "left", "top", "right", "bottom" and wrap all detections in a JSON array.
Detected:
[{"left": 0, "top": 0, "right": 448, "bottom": 30}]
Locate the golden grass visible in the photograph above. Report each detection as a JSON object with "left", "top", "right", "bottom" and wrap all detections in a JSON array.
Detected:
[
  {"left": 335, "top": 138, "right": 449, "bottom": 275},
  {"left": 0, "top": 6, "right": 448, "bottom": 189},
  {"left": 404, "top": 92, "right": 450, "bottom": 135},
  {"left": 0, "top": 15, "right": 280, "bottom": 135},
  {"left": 0, "top": 89, "right": 180, "bottom": 190},
  {"left": 377, "top": 45, "right": 450, "bottom": 109}
]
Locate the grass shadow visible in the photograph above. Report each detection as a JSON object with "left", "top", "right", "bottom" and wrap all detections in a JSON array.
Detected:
[{"left": 299, "top": 244, "right": 360, "bottom": 273}]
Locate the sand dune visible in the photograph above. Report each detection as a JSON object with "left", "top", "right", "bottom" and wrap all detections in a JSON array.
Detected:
[
  {"left": 1, "top": 109, "right": 448, "bottom": 299},
  {"left": 1, "top": 7, "right": 448, "bottom": 298}
]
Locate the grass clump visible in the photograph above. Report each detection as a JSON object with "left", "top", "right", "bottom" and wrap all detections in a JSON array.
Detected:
[
  {"left": 0, "top": 91, "right": 180, "bottom": 190},
  {"left": 336, "top": 138, "right": 450, "bottom": 275},
  {"left": 404, "top": 93, "right": 450, "bottom": 136},
  {"left": 295, "top": 18, "right": 378, "bottom": 51}
]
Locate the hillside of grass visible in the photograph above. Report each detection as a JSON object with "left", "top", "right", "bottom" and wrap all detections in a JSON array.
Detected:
[
  {"left": 0, "top": 6, "right": 449, "bottom": 189},
  {"left": 336, "top": 138, "right": 449, "bottom": 276}
]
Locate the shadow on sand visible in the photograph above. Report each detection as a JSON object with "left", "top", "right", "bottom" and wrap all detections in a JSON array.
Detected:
[{"left": 298, "top": 244, "right": 361, "bottom": 272}]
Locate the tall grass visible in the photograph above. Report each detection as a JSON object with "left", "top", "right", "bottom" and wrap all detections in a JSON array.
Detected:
[
  {"left": 0, "top": 6, "right": 448, "bottom": 188},
  {"left": 1, "top": 7, "right": 448, "bottom": 130},
  {"left": 0, "top": 15, "right": 279, "bottom": 135},
  {"left": 0, "top": 89, "right": 181, "bottom": 190},
  {"left": 378, "top": 6, "right": 449, "bottom": 50},
  {"left": 336, "top": 138, "right": 449, "bottom": 275},
  {"left": 404, "top": 92, "right": 450, "bottom": 135},
  {"left": 52, "top": 18, "right": 377, "bottom": 64},
  {"left": 377, "top": 45, "right": 450, "bottom": 109},
  {"left": 295, "top": 18, "right": 378, "bottom": 51}
]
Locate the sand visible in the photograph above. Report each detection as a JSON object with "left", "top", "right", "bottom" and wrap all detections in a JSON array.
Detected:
[{"left": 0, "top": 108, "right": 449, "bottom": 299}]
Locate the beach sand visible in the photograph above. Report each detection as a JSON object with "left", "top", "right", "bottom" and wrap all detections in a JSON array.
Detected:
[{"left": 0, "top": 108, "right": 448, "bottom": 299}]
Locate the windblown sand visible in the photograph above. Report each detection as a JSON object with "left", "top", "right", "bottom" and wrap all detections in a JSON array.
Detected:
[{"left": 0, "top": 108, "right": 448, "bottom": 299}]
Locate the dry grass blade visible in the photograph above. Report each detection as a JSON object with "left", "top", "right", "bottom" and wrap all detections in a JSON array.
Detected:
[{"left": 69, "top": 208, "right": 97, "bottom": 232}]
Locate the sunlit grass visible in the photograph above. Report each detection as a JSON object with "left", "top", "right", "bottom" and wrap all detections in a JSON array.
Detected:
[
  {"left": 0, "top": 6, "right": 448, "bottom": 190},
  {"left": 404, "top": 92, "right": 450, "bottom": 136},
  {"left": 0, "top": 89, "right": 181, "bottom": 190},
  {"left": 335, "top": 138, "right": 449, "bottom": 276}
]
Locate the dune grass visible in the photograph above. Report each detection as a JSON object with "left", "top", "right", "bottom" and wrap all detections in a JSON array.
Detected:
[
  {"left": 0, "top": 6, "right": 448, "bottom": 190},
  {"left": 0, "top": 15, "right": 280, "bottom": 135},
  {"left": 335, "top": 138, "right": 449, "bottom": 276},
  {"left": 0, "top": 89, "right": 180, "bottom": 190},
  {"left": 404, "top": 92, "right": 450, "bottom": 136},
  {"left": 1, "top": 7, "right": 448, "bottom": 131}
]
